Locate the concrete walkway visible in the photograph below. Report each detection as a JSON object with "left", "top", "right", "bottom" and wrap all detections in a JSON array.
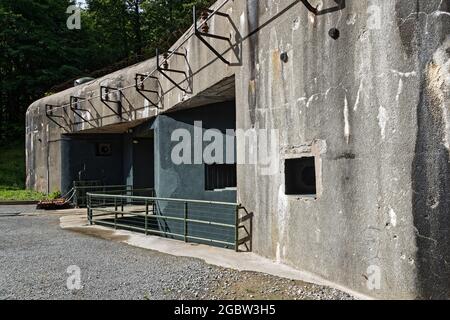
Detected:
[{"left": 59, "top": 209, "right": 369, "bottom": 300}]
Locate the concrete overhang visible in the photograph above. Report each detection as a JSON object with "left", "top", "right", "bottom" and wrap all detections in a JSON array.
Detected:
[{"left": 27, "top": 0, "right": 237, "bottom": 136}]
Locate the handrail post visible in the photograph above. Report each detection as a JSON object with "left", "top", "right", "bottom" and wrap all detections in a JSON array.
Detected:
[
  {"left": 121, "top": 193, "right": 124, "bottom": 217},
  {"left": 145, "top": 200, "right": 149, "bottom": 236},
  {"left": 74, "top": 185, "right": 79, "bottom": 208},
  {"left": 152, "top": 196, "right": 156, "bottom": 215},
  {"left": 235, "top": 205, "right": 239, "bottom": 252},
  {"left": 87, "top": 194, "right": 92, "bottom": 225},
  {"left": 114, "top": 197, "right": 117, "bottom": 229},
  {"left": 184, "top": 202, "right": 188, "bottom": 243}
]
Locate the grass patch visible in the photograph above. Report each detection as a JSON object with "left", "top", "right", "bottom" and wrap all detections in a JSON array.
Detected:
[{"left": 0, "top": 187, "right": 46, "bottom": 201}]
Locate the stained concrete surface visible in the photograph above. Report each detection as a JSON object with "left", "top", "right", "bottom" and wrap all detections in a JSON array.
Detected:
[{"left": 235, "top": 0, "right": 450, "bottom": 299}]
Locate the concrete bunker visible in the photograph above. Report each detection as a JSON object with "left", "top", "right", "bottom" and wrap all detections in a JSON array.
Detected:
[{"left": 25, "top": 0, "right": 450, "bottom": 299}]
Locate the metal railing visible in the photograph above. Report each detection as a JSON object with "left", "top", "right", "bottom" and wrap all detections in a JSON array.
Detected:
[
  {"left": 73, "top": 184, "right": 151, "bottom": 208},
  {"left": 87, "top": 193, "right": 241, "bottom": 251},
  {"left": 72, "top": 182, "right": 133, "bottom": 208}
]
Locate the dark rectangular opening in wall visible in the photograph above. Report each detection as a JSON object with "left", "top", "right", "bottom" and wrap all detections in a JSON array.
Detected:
[
  {"left": 132, "top": 137, "right": 155, "bottom": 190},
  {"left": 205, "top": 164, "right": 237, "bottom": 191},
  {"left": 285, "top": 157, "right": 317, "bottom": 196}
]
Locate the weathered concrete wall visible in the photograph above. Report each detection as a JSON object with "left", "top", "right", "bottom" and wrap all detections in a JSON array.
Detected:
[
  {"left": 26, "top": 103, "right": 63, "bottom": 194},
  {"left": 235, "top": 0, "right": 449, "bottom": 299}
]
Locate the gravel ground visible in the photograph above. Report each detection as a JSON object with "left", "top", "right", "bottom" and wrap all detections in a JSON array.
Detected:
[
  {"left": 0, "top": 205, "right": 36, "bottom": 216},
  {"left": 0, "top": 206, "right": 354, "bottom": 300}
]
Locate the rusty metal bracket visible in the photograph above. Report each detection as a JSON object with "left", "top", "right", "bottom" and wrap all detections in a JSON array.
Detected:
[
  {"left": 100, "top": 86, "right": 126, "bottom": 120},
  {"left": 193, "top": 6, "right": 231, "bottom": 65},
  {"left": 119, "top": 91, "right": 137, "bottom": 119},
  {"left": 301, "top": 0, "right": 346, "bottom": 15},
  {"left": 134, "top": 73, "right": 161, "bottom": 109},
  {"left": 45, "top": 104, "right": 71, "bottom": 133},
  {"left": 156, "top": 48, "right": 189, "bottom": 93},
  {"left": 70, "top": 96, "right": 100, "bottom": 128}
]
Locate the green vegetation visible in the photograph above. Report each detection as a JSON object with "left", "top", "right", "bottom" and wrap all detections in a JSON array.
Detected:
[
  {"left": 0, "top": 143, "right": 44, "bottom": 201},
  {"left": 0, "top": 143, "right": 25, "bottom": 189},
  {"left": 0, "top": 189, "right": 46, "bottom": 202},
  {"left": 0, "top": 0, "right": 215, "bottom": 144}
]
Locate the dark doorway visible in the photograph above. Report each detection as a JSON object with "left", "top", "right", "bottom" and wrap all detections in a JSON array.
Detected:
[{"left": 132, "top": 137, "right": 154, "bottom": 190}]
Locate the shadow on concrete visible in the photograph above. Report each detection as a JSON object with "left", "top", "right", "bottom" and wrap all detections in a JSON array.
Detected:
[
  {"left": 412, "top": 68, "right": 450, "bottom": 300},
  {"left": 301, "top": 0, "right": 346, "bottom": 16},
  {"left": 237, "top": 206, "right": 254, "bottom": 252}
]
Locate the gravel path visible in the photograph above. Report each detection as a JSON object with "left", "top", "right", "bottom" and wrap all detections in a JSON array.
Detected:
[
  {"left": 0, "top": 207, "right": 354, "bottom": 300},
  {"left": 0, "top": 205, "right": 36, "bottom": 216}
]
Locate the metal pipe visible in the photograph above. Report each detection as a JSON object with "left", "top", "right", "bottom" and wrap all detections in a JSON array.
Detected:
[
  {"left": 235, "top": 205, "right": 239, "bottom": 252},
  {"left": 87, "top": 194, "right": 92, "bottom": 225},
  {"left": 86, "top": 193, "right": 238, "bottom": 206},
  {"left": 184, "top": 202, "right": 188, "bottom": 242},
  {"left": 90, "top": 207, "right": 235, "bottom": 228},
  {"left": 145, "top": 200, "right": 149, "bottom": 236},
  {"left": 46, "top": 126, "right": 50, "bottom": 195},
  {"left": 91, "top": 220, "right": 235, "bottom": 247}
]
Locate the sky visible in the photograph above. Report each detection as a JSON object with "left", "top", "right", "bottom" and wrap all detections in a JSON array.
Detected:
[{"left": 77, "top": 0, "right": 86, "bottom": 8}]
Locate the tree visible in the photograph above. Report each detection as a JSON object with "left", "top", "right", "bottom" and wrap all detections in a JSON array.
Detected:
[
  {"left": 0, "top": 0, "right": 216, "bottom": 144},
  {"left": 140, "top": 0, "right": 214, "bottom": 54},
  {"left": 127, "top": 0, "right": 143, "bottom": 55},
  {"left": 0, "top": 0, "right": 89, "bottom": 141}
]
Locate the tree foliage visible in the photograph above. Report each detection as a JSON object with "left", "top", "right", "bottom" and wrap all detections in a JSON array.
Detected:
[{"left": 0, "top": 0, "right": 214, "bottom": 144}]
